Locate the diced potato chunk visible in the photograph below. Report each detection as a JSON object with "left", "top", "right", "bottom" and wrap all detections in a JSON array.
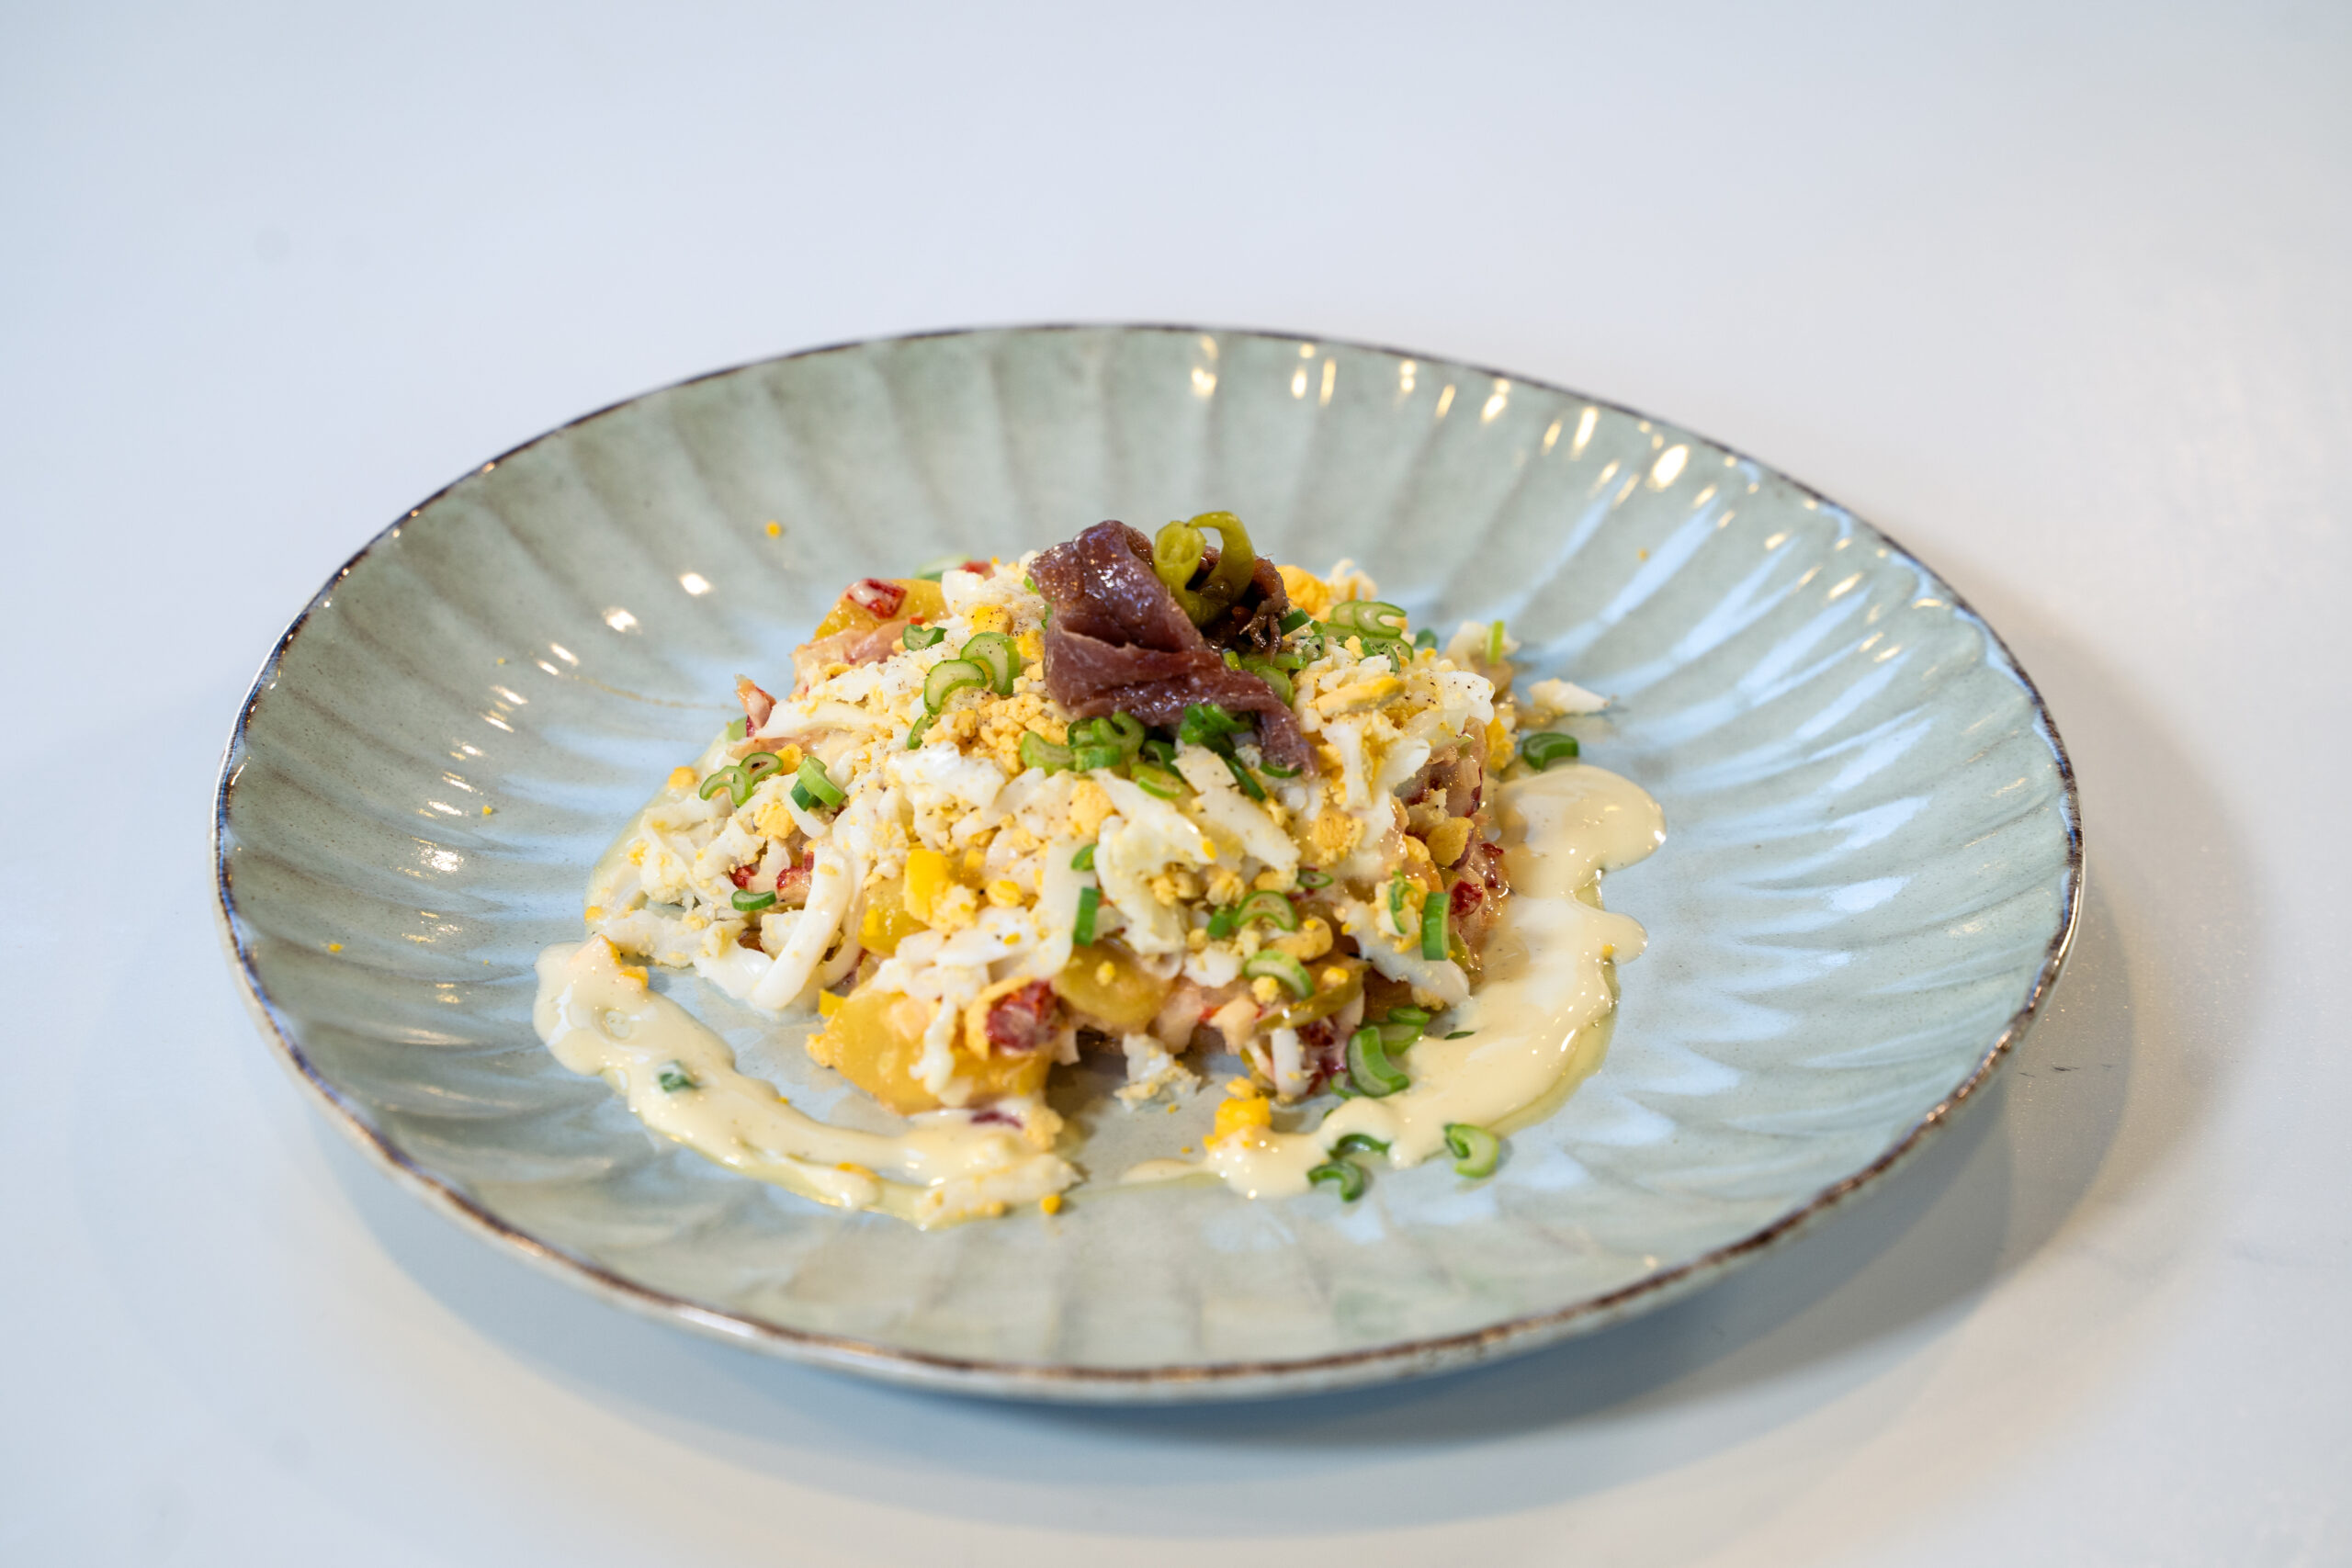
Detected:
[{"left": 1051, "top": 942, "right": 1172, "bottom": 1032}]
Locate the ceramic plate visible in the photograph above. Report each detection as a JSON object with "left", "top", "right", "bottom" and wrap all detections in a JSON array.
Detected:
[{"left": 213, "top": 325, "right": 2079, "bottom": 1401}]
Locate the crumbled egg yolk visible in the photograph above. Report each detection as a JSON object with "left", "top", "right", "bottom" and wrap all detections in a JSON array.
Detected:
[
  {"left": 1209, "top": 1080, "right": 1272, "bottom": 1145},
  {"left": 1039, "top": 1192, "right": 1063, "bottom": 1215}
]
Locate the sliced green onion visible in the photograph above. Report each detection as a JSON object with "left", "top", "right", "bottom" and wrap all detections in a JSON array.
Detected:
[
  {"left": 1235, "top": 890, "right": 1299, "bottom": 931},
  {"left": 1331, "top": 600, "right": 1408, "bottom": 637},
  {"left": 795, "top": 756, "right": 845, "bottom": 808},
  {"left": 961, "top": 631, "right": 1020, "bottom": 694},
  {"left": 1259, "top": 760, "right": 1300, "bottom": 779},
  {"left": 1140, "top": 737, "right": 1177, "bottom": 765},
  {"left": 1221, "top": 752, "right": 1268, "bottom": 800},
  {"left": 790, "top": 782, "right": 814, "bottom": 809},
  {"left": 1307, "top": 1159, "right": 1366, "bottom": 1201},
  {"left": 1222, "top": 648, "right": 1242, "bottom": 671},
  {"left": 1279, "top": 607, "right": 1312, "bottom": 634},
  {"left": 911, "top": 552, "right": 965, "bottom": 581},
  {"left": 1420, "top": 891, "right": 1448, "bottom": 961},
  {"left": 1070, "top": 843, "right": 1095, "bottom": 871},
  {"left": 1331, "top": 1132, "right": 1389, "bottom": 1156},
  {"left": 657, "top": 1064, "right": 698, "bottom": 1094},
  {"left": 1347, "top": 1026, "right": 1409, "bottom": 1097},
  {"left": 1444, "top": 1030, "right": 1475, "bottom": 1040},
  {"left": 1379, "top": 1020, "right": 1422, "bottom": 1049},
  {"left": 1487, "top": 618, "right": 1508, "bottom": 665},
  {"left": 731, "top": 888, "right": 776, "bottom": 914},
  {"left": 1020, "top": 731, "right": 1074, "bottom": 773},
  {"left": 1329, "top": 1077, "right": 1361, "bottom": 1100},
  {"left": 1206, "top": 907, "right": 1239, "bottom": 941},
  {"left": 1386, "top": 1006, "right": 1431, "bottom": 1027},
  {"left": 740, "top": 750, "right": 784, "bottom": 783},
  {"left": 1238, "top": 657, "right": 1295, "bottom": 705},
  {"left": 1177, "top": 702, "right": 1249, "bottom": 749},
  {"left": 1296, "top": 867, "right": 1331, "bottom": 889},
  {"left": 905, "top": 715, "right": 933, "bottom": 749},
  {"left": 1073, "top": 886, "right": 1101, "bottom": 946},
  {"left": 727, "top": 717, "right": 748, "bottom": 741},
  {"left": 698, "top": 765, "right": 752, "bottom": 807},
  {"left": 1414, "top": 627, "right": 1437, "bottom": 650},
  {"left": 903, "top": 623, "right": 946, "bottom": 650},
  {"left": 1519, "top": 731, "right": 1580, "bottom": 771},
  {"left": 1131, "top": 761, "right": 1186, "bottom": 799},
  {"left": 1243, "top": 951, "right": 1313, "bottom": 998},
  {"left": 923, "top": 658, "right": 988, "bottom": 714},
  {"left": 1070, "top": 743, "right": 1121, "bottom": 772},
  {"left": 1386, "top": 874, "right": 1412, "bottom": 929},
  {"left": 1443, "top": 1122, "right": 1501, "bottom": 1178}
]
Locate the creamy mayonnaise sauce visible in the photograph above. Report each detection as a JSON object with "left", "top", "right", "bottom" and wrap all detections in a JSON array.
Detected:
[
  {"left": 1123, "top": 762, "right": 1664, "bottom": 1196},
  {"left": 532, "top": 938, "right": 1073, "bottom": 1227}
]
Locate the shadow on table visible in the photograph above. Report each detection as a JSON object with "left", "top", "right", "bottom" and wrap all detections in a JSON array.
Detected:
[{"left": 325, "top": 604, "right": 2250, "bottom": 1536}]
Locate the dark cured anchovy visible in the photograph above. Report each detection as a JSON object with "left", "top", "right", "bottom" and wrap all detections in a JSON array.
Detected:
[{"left": 1031, "top": 521, "right": 1309, "bottom": 770}]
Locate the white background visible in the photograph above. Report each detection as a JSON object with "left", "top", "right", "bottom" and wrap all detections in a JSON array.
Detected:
[{"left": 6, "top": 3, "right": 2347, "bottom": 1562}]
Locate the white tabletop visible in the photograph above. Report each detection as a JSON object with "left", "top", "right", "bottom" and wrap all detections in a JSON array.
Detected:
[{"left": 8, "top": 5, "right": 2347, "bottom": 1562}]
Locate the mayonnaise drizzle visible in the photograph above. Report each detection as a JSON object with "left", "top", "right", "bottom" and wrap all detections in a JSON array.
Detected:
[
  {"left": 1123, "top": 762, "right": 1664, "bottom": 1196},
  {"left": 532, "top": 939, "right": 1073, "bottom": 1228}
]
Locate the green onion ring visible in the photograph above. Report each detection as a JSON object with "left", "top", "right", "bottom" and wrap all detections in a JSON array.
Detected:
[
  {"left": 1307, "top": 1159, "right": 1366, "bottom": 1201},
  {"left": 1346, "top": 1025, "right": 1409, "bottom": 1097},
  {"left": 1519, "top": 731, "right": 1581, "bottom": 771},
  {"left": 1443, "top": 1122, "right": 1501, "bottom": 1178},
  {"left": 1242, "top": 951, "right": 1313, "bottom": 998}
]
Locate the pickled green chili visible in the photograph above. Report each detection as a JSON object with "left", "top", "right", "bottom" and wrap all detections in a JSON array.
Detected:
[
  {"left": 1072, "top": 886, "right": 1102, "bottom": 946},
  {"left": 1308, "top": 1159, "right": 1366, "bottom": 1201},
  {"left": 1152, "top": 511, "right": 1258, "bottom": 626},
  {"left": 1443, "top": 1122, "right": 1501, "bottom": 1178},
  {"left": 1519, "top": 731, "right": 1580, "bottom": 771},
  {"left": 731, "top": 888, "right": 776, "bottom": 914},
  {"left": 1242, "top": 951, "right": 1313, "bottom": 998},
  {"left": 1346, "top": 1025, "right": 1409, "bottom": 1097}
]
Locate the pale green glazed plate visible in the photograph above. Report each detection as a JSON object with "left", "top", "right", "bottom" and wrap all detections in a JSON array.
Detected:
[{"left": 213, "top": 325, "right": 2079, "bottom": 1401}]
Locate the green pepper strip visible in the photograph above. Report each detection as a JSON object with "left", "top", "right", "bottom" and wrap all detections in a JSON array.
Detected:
[
  {"left": 1242, "top": 951, "right": 1313, "bottom": 998},
  {"left": 1308, "top": 1159, "right": 1367, "bottom": 1201},
  {"left": 731, "top": 888, "right": 776, "bottom": 914},
  {"left": 1420, "top": 891, "right": 1448, "bottom": 961},
  {"left": 1235, "top": 890, "right": 1299, "bottom": 931},
  {"left": 1347, "top": 1026, "right": 1409, "bottom": 1097},
  {"left": 795, "top": 756, "right": 845, "bottom": 808},
  {"left": 1331, "top": 1132, "right": 1389, "bottom": 1156},
  {"left": 1072, "top": 886, "right": 1101, "bottom": 946},
  {"left": 1444, "top": 1122, "right": 1501, "bottom": 1179},
  {"left": 1519, "top": 731, "right": 1580, "bottom": 771}
]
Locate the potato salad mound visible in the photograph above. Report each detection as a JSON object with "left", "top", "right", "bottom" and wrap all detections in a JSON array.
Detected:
[{"left": 581, "top": 513, "right": 1604, "bottom": 1152}]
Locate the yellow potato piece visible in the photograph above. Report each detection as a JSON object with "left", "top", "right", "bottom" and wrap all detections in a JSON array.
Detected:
[
  {"left": 1051, "top": 942, "right": 1172, "bottom": 1032},
  {"left": 858, "top": 874, "right": 924, "bottom": 957},
  {"left": 807, "top": 985, "right": 1049, "bottom": 1114}
]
